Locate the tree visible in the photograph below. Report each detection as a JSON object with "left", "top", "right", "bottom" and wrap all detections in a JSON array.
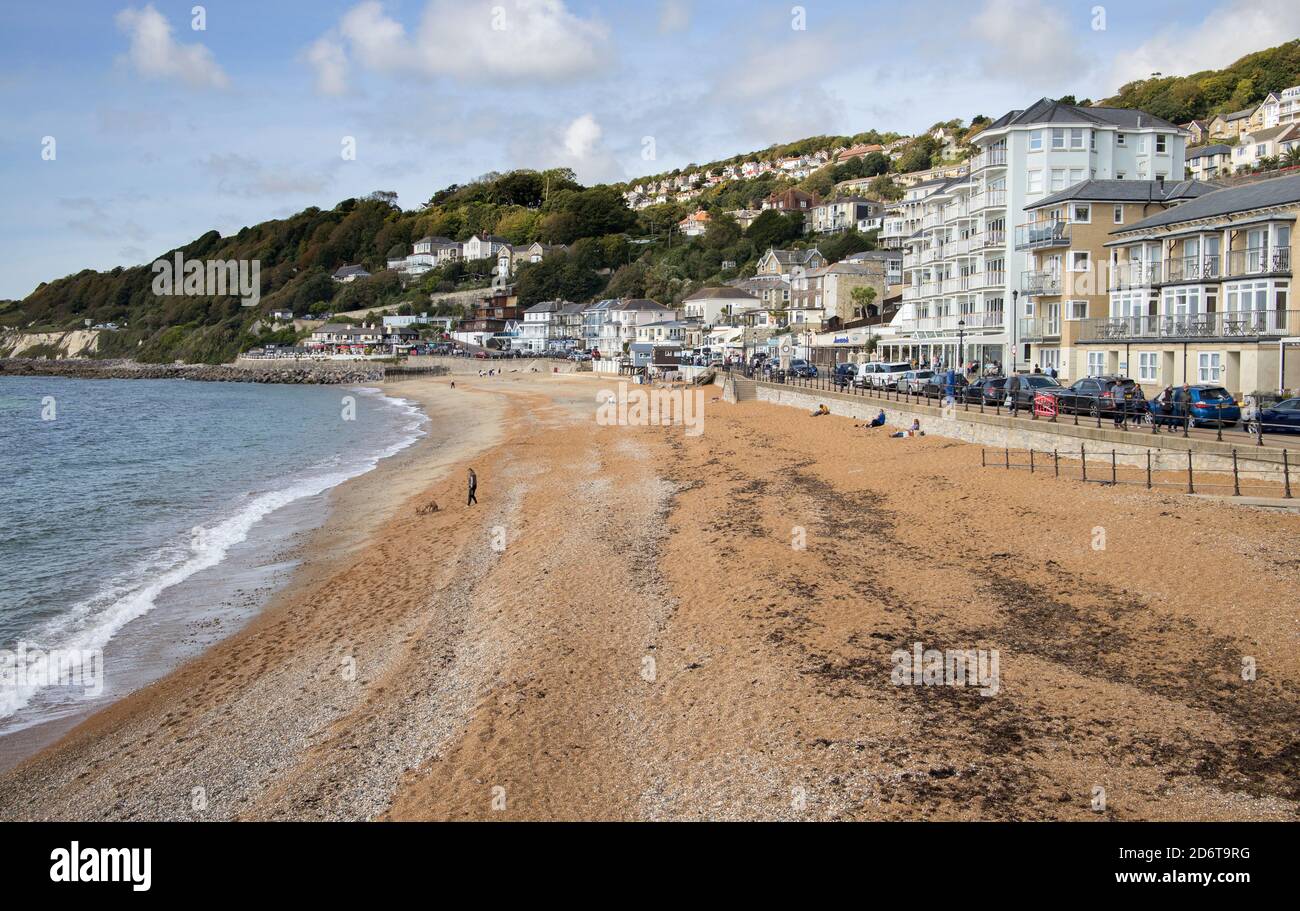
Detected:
[
  {"left": 850, "top": 285, "right": 878, "bottom": 319},
  {"left": 703, "top": 213, "right": 742, "bottom": 250},
  {"left": 745, "top": 210, "right": 804, "bottom": 250}
]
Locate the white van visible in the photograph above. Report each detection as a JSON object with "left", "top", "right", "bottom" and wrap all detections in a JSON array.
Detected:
[
  {"left": 854, "top": 362, "right": 885, "bottom": 388},
  {"left": 871, "top": 362, "right": 914, "bottom": 389}
]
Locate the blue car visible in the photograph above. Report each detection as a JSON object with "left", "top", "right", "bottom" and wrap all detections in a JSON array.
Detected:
[
  {"left": 788, "top": 359, "right": 819, "bottom": 378},
  {"left": 1258, "top": 397, "right": 1300, "bottom": 433},
  {"left": 1148, "top": 384, "right": 1241, "bottom": 428}
]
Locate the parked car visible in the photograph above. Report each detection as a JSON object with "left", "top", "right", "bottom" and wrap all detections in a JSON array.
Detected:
[
  {"left": 921, "top": 371, "right": 969, "bottom": 400},
  {"left": 832, "top": 363, "right": 857, "bottom": 388},
  {"left": 961, "top": 376, "right": 1007, "bottom": 406},
  {"left": 1004, "top": 374, "right": 1068, "bottom": 411},
  {"left": 788, "top": 358, "right": 819, "bottom": 378},
  {"left": 1148, "top": 384, "right": 1241, "bottom": 428},
  {"left": 898, "top": 369, "right": 935, "bottom": 394},
  {"left": 1056, "top": 375, "right": 1146, "bottom": 419},
  {"left": 871, "top": 361, "right": 914, "bottom": 390},
  {"left": 1257, "top": 397, "right": 1300, "bottom": 433}
]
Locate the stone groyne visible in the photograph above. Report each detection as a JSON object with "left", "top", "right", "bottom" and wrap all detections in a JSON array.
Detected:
[{"left": 0, "top": 358, "right": 389, "bottom": 385}]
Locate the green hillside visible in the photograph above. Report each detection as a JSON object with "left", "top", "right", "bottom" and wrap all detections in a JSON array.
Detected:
[{"left": 1101, "top": 39, "right": 1300, "bottom": 125}]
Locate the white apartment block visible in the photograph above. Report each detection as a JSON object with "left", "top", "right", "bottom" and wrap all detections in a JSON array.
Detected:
[{"left": 879, "top": 98, "right": 1187, "bottom": 371}]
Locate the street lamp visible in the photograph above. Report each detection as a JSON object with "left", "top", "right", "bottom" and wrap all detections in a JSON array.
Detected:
[
  {"left": 957, "top": 318, "right": 966, "bottom": 371},
  {"left": 1011, "top": 289, "right": 1019, "bottom": 374}
]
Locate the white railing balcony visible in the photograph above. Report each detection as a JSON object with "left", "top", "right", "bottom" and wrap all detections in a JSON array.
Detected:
[{"left": 972, "top": 148, "right": 1008, "bottom": 171}]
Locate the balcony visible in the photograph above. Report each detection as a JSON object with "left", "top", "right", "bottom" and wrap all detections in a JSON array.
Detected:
[
  {"left": 1018, "top": 316, "right": 1062, "bottom": 342},
  {"left": 1020, "top": 270, "right": 1062, "bottom": 296},
  {"left": 975, "top": 229, "right": 1007, "bottom": 250},
  {"left": 1164, "top": 253, "right": 1221, "bottom": 283},
  {"left": 1227, "top": 246, "right": 1291, "bottom": 277},
  {"left": 1014, "top": 219, "right": 1072, "bottom": 251},
  {"left": 1108, "top": 261, "right": 1160, "bottom": 290},
  {"left": 1076, "top": 309, "right": 1296, "bottom": 342},
  {"left": 971, "top": 148, "right": 1008, "bottom": 171},
  {"left": 970, "top": 189, "right": 1007, "bottom": 212},
  {"left": 975, "top": 271, "right": 1006, "bottom": 290},
  {"left": 912, "top": 311, "right": 1006, "bottom": 335}
]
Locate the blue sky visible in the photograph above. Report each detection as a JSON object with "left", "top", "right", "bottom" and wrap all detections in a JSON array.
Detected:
[{"left": 0, "top": 0, "right": 1292, "bottom": 299}]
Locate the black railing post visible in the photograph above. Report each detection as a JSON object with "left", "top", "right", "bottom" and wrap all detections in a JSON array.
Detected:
[
  {"left": 1284, "top": 450, "right": 1293, "bottom": 499},
  {"left": 1187, "top": 449, "right": 1194, "bottom": 494},
  {"left": 1111, "top": 450, "right": 1117, "bottom": 486},
  {"left": 1005, "top": 447, "right": 1010, "bottom": 470},
  {"left": 1216, "top": 419, "right": 1224, "bottom": 443},
  {"left": 1054, "top": 448, "right": 1059, "bottom": 477},
  {"left": 1081, "top": 444, "right": 1087, "bottom": 482},
  {"left": 981, "top": 449, "right": 986, "bottom": 468},
  {"left": 1146, "top": 450, "right": 1152, "bottom": 489},
  {"left": 1232, "top": 449, "right": 1241, "bottom": 496},
  {"left": 1030, "top": 449, "right": 1035, "bottom": 474}
]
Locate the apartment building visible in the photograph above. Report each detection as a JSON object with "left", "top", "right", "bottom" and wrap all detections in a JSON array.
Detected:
[
  {"left": 1017, "top": 179, "right": 1216, "bottom": 380},
  {"left": 1259, "top": 86, "right": 1300, "bottom": 128},
  {"left": 878, "top": 98, "right": 1187, "bottom": 370},
  {"left": 1187, "top": 144, "right": 1233, "bottom": 181},
  {"left": 1230, "top": 124, "right": 1300, "bottom": 172},
  {"left": 806, "top": 197, "right": 882, "bottom": 234},
  {"left": 1081, "top": 174, "right": 1300, "bottom": 396}
]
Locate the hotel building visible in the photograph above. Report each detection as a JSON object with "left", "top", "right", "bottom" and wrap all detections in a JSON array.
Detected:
[
  {"left": 1083, "top": 174, "right": 1300, "bottom": 396},
  {"left": 879, "top": 98, "right": 1187, "bottom": 370}
]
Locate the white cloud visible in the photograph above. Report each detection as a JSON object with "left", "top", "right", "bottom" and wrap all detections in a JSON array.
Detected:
[
  {"left": 305, "top": 37, "right": 349, "bottom": 96},
  {"left": 305, "top": 0, "right": 608, "bottom": 94},
  {"left": 114, "top": 4, "right": 228, "bottom": 89},
  {"left": 970, "top": 0, "right": 1085, "bottom": 85},
  {"left": 563, "top": 114, "right": 602, "bottom": 159},
  {"left": 1111, "top": 0, "right": 1300, "bottom": 89}
]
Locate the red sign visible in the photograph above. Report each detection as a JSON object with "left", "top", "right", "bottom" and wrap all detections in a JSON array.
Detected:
[{"left": 1033, "top": 392, "right": 1058, "bottom": 417}]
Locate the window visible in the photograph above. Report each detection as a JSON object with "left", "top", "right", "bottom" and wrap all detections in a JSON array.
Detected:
[
  {"left": 1029, "top": 130, "right": 1043, "bottom": 152},
  {"left": 1070, "top": 251, "right": 1091, "bottom": 272},
  {"left": 1070, "top": 128, "right": 1085, "bottom": 149},
  {"left": 1116, "top": 133, "right": 1126, "bottom": 147},
  {"left": 1050, "top": 168, "right": 1067, "bottom": 191},
  {"left": 1052, "top": 128, "right": 1066, "bottom": 150},
  {"left": 1156, "top": 135, "right": 1168, "bottom": 154},
  {"left": 1116, "top": 171, "right": 1126, "bottom": 180},
  {"left": 1090, "top": 131, "right": 1096, "bottom": 151},
  {"left": 1087, "top": 352, "right": 1106, "bottom": 376},
  {"left": 1067, "top": 300, "right": 1089, "bottom": 319},
  {"left": 1027, "top": 169, "right": 1043, "bottom": 194},
  {"left": 1138, "top": 352, "right": 1158, "bottom": 381},
  {"left": 1073, "top": 203, "right": 1091, "bottom": 223},
  {"left": 1113, "top": 205, "right": 1124, "bottom": 224},
  {"left": 1257, "top": 144, "right": 1267, "bottom": 157},
  {"left": 1069, "top": 168, "right": 1086, "bottom": 185},
  {"left": 1040, "top": 349, "right": 1061, "bottom": 372},
  {"left": 1198, "top": 352, "right": 1222, "bottom": 383}
]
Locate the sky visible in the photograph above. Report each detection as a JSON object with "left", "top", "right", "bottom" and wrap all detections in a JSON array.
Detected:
[{"left": 0, "top": 0, "right": 1295, "bottom": 300}]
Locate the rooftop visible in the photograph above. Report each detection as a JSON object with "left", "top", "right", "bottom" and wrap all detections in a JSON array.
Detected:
[{"left": 1117, "top": 173, "right": 1300, "bottom": 233}]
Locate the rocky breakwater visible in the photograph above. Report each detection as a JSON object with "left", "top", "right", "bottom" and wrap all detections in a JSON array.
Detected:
[{"left": 0, "top": 358, "right": 387, "bottom": 385}]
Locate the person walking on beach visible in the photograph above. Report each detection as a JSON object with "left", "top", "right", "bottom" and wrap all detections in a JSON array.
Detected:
[{"left": 467, "top": 468, "right": 478, "bottom": 506}]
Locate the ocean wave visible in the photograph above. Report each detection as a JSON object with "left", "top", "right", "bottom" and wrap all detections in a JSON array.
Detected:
[{"left": 0, "top": 389, "right": 429, "bottom": 727}]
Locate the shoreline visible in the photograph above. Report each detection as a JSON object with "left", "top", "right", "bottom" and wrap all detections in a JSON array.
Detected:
[{"left": 0, "top": 378, "right": 453, "bottom": 773}]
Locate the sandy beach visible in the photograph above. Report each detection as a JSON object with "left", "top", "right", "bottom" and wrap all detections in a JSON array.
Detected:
[{"left": 1, "top": 371, "right": 1297, "bottom": 821}]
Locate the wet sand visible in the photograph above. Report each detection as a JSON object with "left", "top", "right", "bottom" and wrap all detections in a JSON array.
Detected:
[{"left": 1, "top": 372, "right": 1297, "bottom": 820}]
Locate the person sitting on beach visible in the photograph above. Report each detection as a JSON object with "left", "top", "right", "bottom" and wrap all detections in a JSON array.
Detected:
[
  {"left": 868, "top": 409, "right": 886, "bottom": 428},
  {"left": 810, "top": 404, "right": 830, "bottom": 417}
]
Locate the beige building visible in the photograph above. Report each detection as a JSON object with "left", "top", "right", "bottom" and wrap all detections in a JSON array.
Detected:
[
  {"left": 1079, "top": 174, "right": 1300, "bottom": 396},
  {"left": 1018, "top": 178, "right": 1217, "bottom": 381}
]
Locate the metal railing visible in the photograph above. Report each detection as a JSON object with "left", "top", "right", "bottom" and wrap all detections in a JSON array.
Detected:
[
  {"left": 1021, "top": 270, "right": 1062, "bottom": 295},
  {"left": 1109, "top": 261, "right": 1161, "bottom": 290},
  {"left": 1015, "top": 220, "right": 1072, "bottom": 251},
  {"left": 980, "top": 444, "right": 1293, "bottom": 498},
  {"left": 1017, "top": 316, "right": 1062, "bottom": 341},
  {"left": 1227, "top": 246, "right": 1291, "bottom": 277},
  {"left": 1077, "top": 309, "right": 1296, "bottom": 341},
  {"left": 1164, "top": 253, "right": 1222, "bottom": 282}
]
